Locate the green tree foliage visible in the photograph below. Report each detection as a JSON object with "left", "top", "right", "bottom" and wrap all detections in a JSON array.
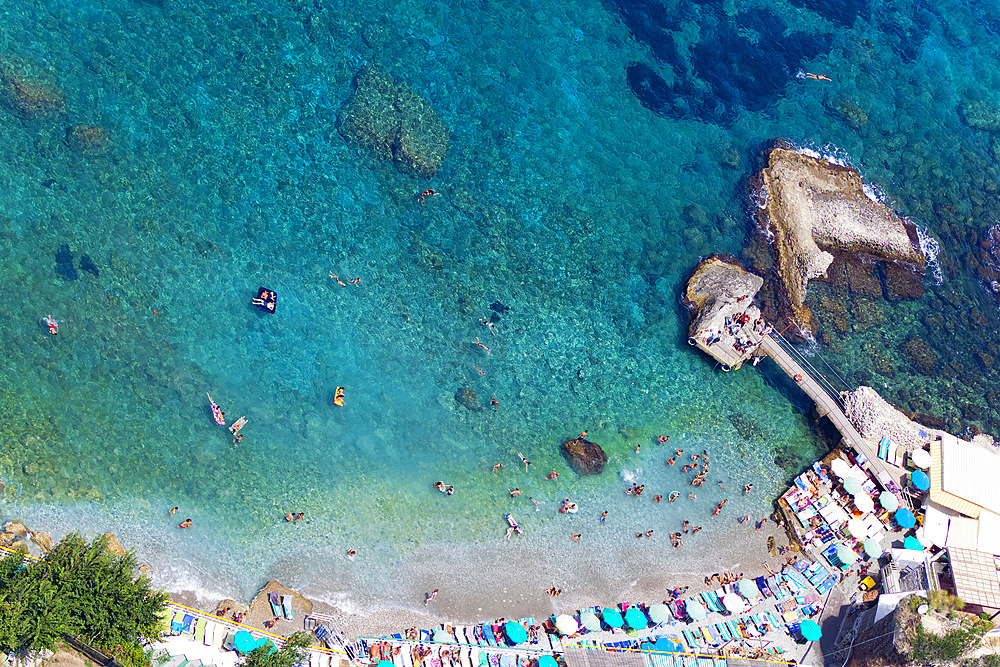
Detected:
[
  {"left": 239, "top": 632, "right": 312, "bottom": 667},
  {"left": 913, "top": 619, "right": 992, "bottom": 665},
  {"left": 0, "top": 533, "right": 167, "bottom": 667}
]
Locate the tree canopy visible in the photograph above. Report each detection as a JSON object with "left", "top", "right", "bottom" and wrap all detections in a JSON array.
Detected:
[
  {"left": 0, "top": 533, "right": 168, "bottom": 667},
  {"left": 239, "top": 632, "right": 312, "bottom": 667}
]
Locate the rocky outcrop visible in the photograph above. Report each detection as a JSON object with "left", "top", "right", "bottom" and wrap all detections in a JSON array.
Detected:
[
  {"left": 102, "top": 531, "right": 127, "bottom": 557},
  {"left": 248, "top": 580, "right": 313, "bottom": 620},
  {"left": 454, "top": 388, "right": 481, "bottom": 412},
  {"left": 752, "top": 147, "right": 925, "bottom": 333},
  {"left": 561, "top": 437, "right": 607, "bottom": 476},
  {"left": 337, "top": 65, "right": 449, "bottom": 178},
  {"left": 0, "top": 55, "right": 67, "bottom": 120},
  {"left": 65, "top": 124, "right": 111, "bottom": 156},
  {"left": 29, "top": 531, "right": 54, "bottom": 554},
  {"left": 683, "top": 255, "right": 764, "bottom": 339},
  {"left": 4, "top": 521, "right": 28, "bottom": 536},
  {"left": 901, "top": 337, "right": 938, "bottom": 375},
  {"left": 844, "top": 595, "right": 919, "bottom": 667}
]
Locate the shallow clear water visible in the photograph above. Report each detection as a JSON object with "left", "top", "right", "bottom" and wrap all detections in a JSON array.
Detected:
[{"left": 2, "top": 0, "right": 999, "bottom": 618}]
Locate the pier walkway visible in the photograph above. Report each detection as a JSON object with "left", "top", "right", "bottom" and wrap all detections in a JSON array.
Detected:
[{"left": 756, "top": 333, "right": 907, "bottom": 498}]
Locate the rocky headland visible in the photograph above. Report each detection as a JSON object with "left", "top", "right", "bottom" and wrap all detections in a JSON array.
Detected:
[
  {"left": 337, "top": 65, "right": 450, "bottom": 178},
  {"left": 561, "top": 436, "right": 607, "bottom": 475},
  {"left": 750, "top": 146, "right": 926, "bottom": 334}
]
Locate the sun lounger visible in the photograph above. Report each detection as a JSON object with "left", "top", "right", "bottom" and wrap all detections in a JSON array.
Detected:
[
  {"left": 391, "top": 649, "right": 405, "bottom": 667},
  {"left": 203, "top": 621, "right": 217, "bottom": 646},
  {"left": 194, "top": 618, "right": 207, "bottom": 643},
  {"left": 281, "top": 595, "right": 294, "bottom": 620},
  {"left": 269, "top": 593, "right": 283, "bottom": 618}
]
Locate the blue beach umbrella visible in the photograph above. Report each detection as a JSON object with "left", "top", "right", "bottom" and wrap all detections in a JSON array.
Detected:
[
  {"left": 538, "top": 657, "right": 558, "bottom": 667},
  {"left": 895, "top": 508, "right": 916, "bottom": 529},
  {"left": 504, "top": 621, "right": 527, "bottom": 645},
  {"left": 911, "top": 470, "right": 930, "bottom": 491},
  {"left": 624, "top": 606, "right": 648, "bottom": 630},
  {"left": 801, "top": 619, "right": 822, "bottom": 641},
  {"left": 378, "top": 662, "right": 395, "bottom": 667},
  {"left": 233, "top": 631, "right": 255, "bottom": 654},
  {"left": 904, "top": 535, "right": 924, "bottom": 551},
  {"left": 601, "top": 607, "right": 624, "bottom": 628}
]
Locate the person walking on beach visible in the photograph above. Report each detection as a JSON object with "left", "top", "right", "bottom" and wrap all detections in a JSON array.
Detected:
[{"left": 424, "top": 589, "right": 439, "bottom": 605}]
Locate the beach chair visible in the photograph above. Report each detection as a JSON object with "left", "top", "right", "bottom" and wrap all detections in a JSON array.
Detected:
[
  {"left": 193, "top": 618, "right": 207, "bottom": 643},
  {"left": 391, "top": 649, "right": 405, "bottom": 667},
  {"left": 269, "top": 593, "right": 283, "bottom": 618}
]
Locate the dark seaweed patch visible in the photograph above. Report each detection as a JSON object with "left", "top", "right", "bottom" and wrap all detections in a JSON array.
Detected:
[
  {"left": 79, "top": 254, "right": 99, "bottom": 278},
  {"left": 55, "top": 244, "right": 78, "bottom": 281},
  {"left": 787, "top": 0, "right": 868, "bottom": 28}
]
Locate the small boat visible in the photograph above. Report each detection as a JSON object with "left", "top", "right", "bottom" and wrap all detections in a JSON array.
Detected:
[
  {"left": 505, "top": 513, "right": 522, "bottom": 534},
  {"left": 207, "top": 393, "right": 226, "bottom": 425}
]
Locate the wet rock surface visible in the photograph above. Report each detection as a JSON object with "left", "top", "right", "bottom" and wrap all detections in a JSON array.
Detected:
[
  {"left": 337, "top": 65, "right": 449, "bottom": 178},
  {"left": 65, "top": 124, "right": 112, "bottom": 156},
  {"left": 0, "top": 55, "right": 67, "bottom": 120},
  {"left": 454, "top": 388, "right": 481, "bottom": 411},
  {"left": 560, "top": 437, "right": 607, "bottom": 475}
]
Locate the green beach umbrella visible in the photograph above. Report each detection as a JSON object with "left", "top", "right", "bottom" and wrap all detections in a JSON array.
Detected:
[
  {"left": 504, "top": 621, "right": 527, "bottom": 645},
  {"left": 801, "top": 619, "right": 822, "bottom": 641},
  {"left": 738, "top": 578, "right": 758, "bottom": 599},
  {"left": 863, "top": 539, "right": 883, "bottom": 558},
  {"left": 233, "top": 631, "right": 255, "bottom": 654},
  {"left": 601, "top": 607, "right": 624, "bottom": 628},
  {"left": 647, "top": 603, "right": 671, "bottom": 624},
  {"left": 538, "top": 657, "right": 558, "bottom": 667},
  {"left": 579, "top": 612, "right": 602, "bottom": 633},
  {"left": 686, "top": 600, "right": 707, "bottom": 621},
  {"left": 836, "top": 544, "right": 858, "bottom": 564},
  {"left": 904, "top": 535, "right": 924, "bottom": 551},
  {"left": 624, "top": 606, "right": 648, "bottom": 629},
  {"left": 842, "top": 477, "right": 863, "bottom": 496}
]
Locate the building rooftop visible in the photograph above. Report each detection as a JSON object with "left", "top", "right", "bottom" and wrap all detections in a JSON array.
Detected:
[
  {"left": 940, "top": 434, "right": 1000, "bottom": 516},
  {"left": 947, "top": 547, "right": 1000, "bottom": 609}
]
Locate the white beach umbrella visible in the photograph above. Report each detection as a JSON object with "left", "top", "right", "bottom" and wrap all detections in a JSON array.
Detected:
[
  {"left": 722, "top": 593, "right": 746, "bottom": 613},
  {"left": 554, "top": 614, "right": 578, "bottom": 636},
  {"left": 910, "top": 448, "right": 931, "bottom": 469},
  {"left": 854, "top": 493, "right": 875, "bottom": 513},
  {"left": 686, "top": 601, "right": 707, "bottom": 621},
  {"left": 879, "top": 491, "right": 899, "bottom": 511},
  {"left": 846, "top": 518, "right": 866, "bottom": 538},
  {"left": 830, "top": 457, "right": 851, "bottom": 479}
]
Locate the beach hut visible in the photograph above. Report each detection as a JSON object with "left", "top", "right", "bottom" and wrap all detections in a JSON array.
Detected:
[
  {"left": 721, "top": 593, "right": 745, "bottom": 613},
  {"left": 910, "top": 448, "right": 931, "bottom": 469},
  {"left": 895, "top": 508, "right": 916, "bottom": 529},
  {"left": 554, "top": 614, "right": 578, "bottom": 636},
  {"left": 911, "top": 470, "right": 930, "bottom": 491},
  {"left": 801, "top": 619, "right": 822, "bottom": 641},
  {"left": 686, "top": 600, "right": 707, "bottom": 621},
  {"left": 601, "top": 607, "right": 624, "bottom": 628},
  {"left": 836, "top": 544, "right": 858, "bottom": 564},
  {"left": 624, "top": 606, "right": 648, "bottom": 630},
  {"left": 863, "top": 539, "right": 883, "bottom": 558},
  {"left": 579, "top": 611, "right": 602, "bottom": 633},
  {"left": 854, "top": 493, "right": 875, "bottom": 513},
  {"left": 842, "top": 477, "right": 863, "bottom": 496},
  {"left": 879, "top": 491, "right": 900, "bottom": 511},
  {"left": 504, "top": 621, "right": 527, "bottom": 645},
  {"left": 647, "top": 603, "right": 671, "bottom": 624}
]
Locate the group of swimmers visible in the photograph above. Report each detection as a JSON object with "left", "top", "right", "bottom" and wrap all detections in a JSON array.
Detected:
[
  {"left": 434, "top": 481, "right": 456, "bottom": 496},
  {"left": 284, "top": 512, "right": 305, "bottom": 522}
]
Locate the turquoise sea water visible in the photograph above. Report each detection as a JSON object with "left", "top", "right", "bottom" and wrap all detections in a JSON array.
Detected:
[{"left": 2, "top": 0, "right": 1000, "bottom": 617}]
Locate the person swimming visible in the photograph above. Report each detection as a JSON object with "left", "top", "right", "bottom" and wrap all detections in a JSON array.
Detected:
[
  {"left": 333, "top": 387, "right": 345, "bottom": 407},
  {"left": 40, "top": 315, "right": 61, "bottom": 335}
]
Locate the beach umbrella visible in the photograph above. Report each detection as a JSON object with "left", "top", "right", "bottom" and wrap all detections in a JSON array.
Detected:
[
  {"left": 433, "top": 629, "right": 451, "bottom": 643},
  {"left": 830, "top": 458, "right": 851, "bottom": 479},
  {"left": 504, "top": 621, "right": 527, "bottom": 645},
  {"left": 842, "top": 477, "right": 863, "bottom": 496},
  {"left": 801, "top": 619, "right": 822, "bottom": 641},
  {"left": 738, "top": 578, "right": 758, "bottom": 599},
  {"left": 863, "top": 539, "right": 883, "bottom": 558},
  {"left": 911, "top": 470, "right": 930, "bottom": 491},
  {"left": 554, "top": 614, "right": 578, "bottom": 636},
  {"left": 686, "top": 600, "right": 708, "bottom": 621},
  {"left": 665, "top": 639, "right": 684, "bottom": 654},
  {"left": 904, "top": 535, "right": 925, "bottom": 551},
  {"left": 846, "top": 518, "right": 866, "bottom": 538},
  {"left": 854, "top": 493, "right": 875, "bottom": 513},
  {"left": 836, "top": 544, "right": 858, "bottom": 564},
  {"left": 233, "top": 631, "right": 255, "bottom": 654},
  {"left": 722, "top": 593, "right": 745, "bottom": 613},
  {"left": 895, "top": 508, "right": 916, "bottom": 529},
  {"left": 647, "top": 603, "right": 671, "bottom": 624},
  {"left": 255, "top": 639, "right": 276, "bottom": 654},
  {"left": 879, "top": 491, "right": 900, "bottom": 511},
  {"left": 378, "top": 662, "right": 395, "bottom": 667},
  {"left": 538, "top": 657, "right": 558, "bottom": 667},
  {"left": 579, "top": 612, "right": 602, "bottom": 633},
  {"left": 601, "top": 607, "right": 624, "bottom": 628},
  {"left": 911, "top": 448, "right": 931, "bottom": 469},
  {"left": 624, "top": 606, "right": 648, "bottom": 630}
]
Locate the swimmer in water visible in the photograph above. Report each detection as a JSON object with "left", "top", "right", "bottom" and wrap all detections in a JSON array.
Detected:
[
  {"left": 653, "top": 494, "right": 662, "bottom": 502},
  {"left": 530, "top": 497, "right": 544, "bottom": 511},
  {"left": 666, "top": 457, "right": 676, "bottom": 466},
  {"left": 689, "top": 492, "right": 697, "bottom": 500}
]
